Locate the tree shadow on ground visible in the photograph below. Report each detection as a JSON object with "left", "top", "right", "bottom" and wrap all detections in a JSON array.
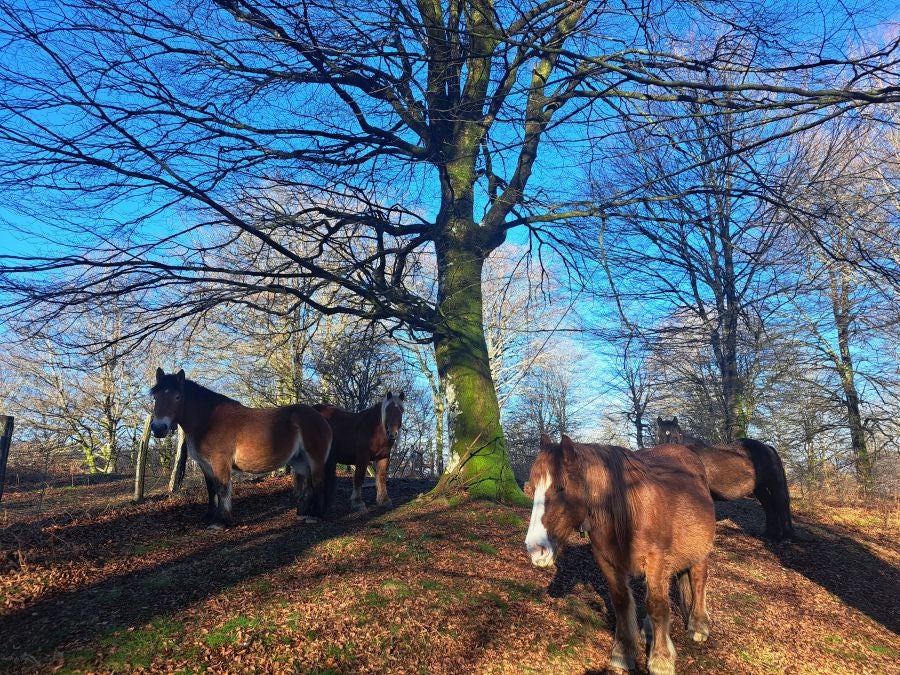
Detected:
[
  {"left": 717, "top": 499, "right": 899, "bottom": 634},
  {"left": 0, "top": 476, "right": 436, "bottom": 664}
]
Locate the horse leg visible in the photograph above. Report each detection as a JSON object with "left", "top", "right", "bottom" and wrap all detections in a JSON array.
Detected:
[
  {"left": 206, "top": 456, "right": 233, "bottom": 529},
  {"left": 201, "top": 472, "right": 218, "bottom": 524},
  {"left": 644, "top": 563, "right": 677, "bottom": 675},
  {"left": 304, "top": 453, "right": 327, "bottom": 522},
  {"left": 686, "top": 558, "right": 711, "bottom": 642},
  {"left": 292, "top": 465, "right": 308, "bottom": 516},
  {"left": 350, "top": 462, "right": 368, "bottom": 513},
  {"left": 595, "top": 556, "right": 639, "bottom": 672},
  {"left": 374, "top": 456, "right": 392, "bottom": 508},
  {"left": 755, "top": 485, "right": 782, "bottom": 540}
]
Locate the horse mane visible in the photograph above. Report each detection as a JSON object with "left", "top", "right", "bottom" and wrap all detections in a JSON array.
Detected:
[
  {"left": 580, "top": 444, "right": 642, "bottom": 562},
  {"left": 151, "top": 376, "right": 238, "bottom": 406}
]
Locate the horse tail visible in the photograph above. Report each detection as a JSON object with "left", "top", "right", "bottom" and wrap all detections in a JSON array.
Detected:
[
  {"left": 767, "top": 443, "right": 795, "bottom": 539},
  {"left": 676, "top": 569, "right": 693, "bottom": 622}
]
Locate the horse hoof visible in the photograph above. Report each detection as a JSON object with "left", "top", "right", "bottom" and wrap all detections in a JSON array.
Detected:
[
  {"left": 608, "top": 653, "right": 635, "bottom": 672},
  {"left": 352, "top": 503, "right": 369, "bottom": 514},
  {"left": 691, "top": 631, "right": 709, "bottom": 643},
  {"left": 377, "top": 499, "right": 393, "bottom": 509},
  {"left": 206, "top": 522, "right": 225, "bottom": 531},
  {"left": 300, "top": 515, "right": 321, "bottom": 524},
  {"left": 647, "top": 656, "right": 676, "bottom": 675}
]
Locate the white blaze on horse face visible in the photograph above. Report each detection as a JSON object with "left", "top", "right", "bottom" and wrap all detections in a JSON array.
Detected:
[{"left": 525, "top": 473, "right": 555, "bottom": 567}]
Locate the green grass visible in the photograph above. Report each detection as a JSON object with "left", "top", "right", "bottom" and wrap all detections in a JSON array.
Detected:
[
  {"left": 475, "top": 541, "right": 498, "bottom": 555},
  {"left": 362, "top": 590, "right": 389, "bottom": 608},
  {"left": 61, "top": 617, "right": 185, "bottom": 672},
  {"left": 868, "top": 644, "right": 900, "bottom": 658},
  {"left": 418, "top": 579, "right": 444, "bottom": 591},
  {"left": 380, "top": 579, "right": 415, "bottom": 600},
  {"left": 480, "top": 590, "right": 509, "bottom": 615},
  {"left": 204, "top": 615, "right": 262, "bottom": 649},
  {"left": 736, "top": 646, "right": 779, "bottom": 672},
  {"left": 326, "top": 641, "right": 357, "bottom": 664},
  {"left": 491, "top": 510, "right": 525, "bottom": 528}
]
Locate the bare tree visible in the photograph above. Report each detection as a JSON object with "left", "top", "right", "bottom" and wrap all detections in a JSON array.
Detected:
[
  {"left": 783, "top": 122, "right": 900, "bottom": 487},
  {"left": 0, "top": 0, "right": 896, "bottom": 501}
]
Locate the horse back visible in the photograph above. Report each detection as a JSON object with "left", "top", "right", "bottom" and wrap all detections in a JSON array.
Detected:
[
  {"left": 688, "top": 442, "right": 756, "bottom": 500},
  {"left": 215, "top": 403, "right": 330, "bottom": 474},
  {"left": 314, "top": 404, "right": 385, "bottom": 465},
  {"left": 632, "top": 444, "right": 716, "bottom": 566}
]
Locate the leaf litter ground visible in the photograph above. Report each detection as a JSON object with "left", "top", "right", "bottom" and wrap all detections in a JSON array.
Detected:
[{"left": 1, "top": 472, "right": 898, "bottom": 673}]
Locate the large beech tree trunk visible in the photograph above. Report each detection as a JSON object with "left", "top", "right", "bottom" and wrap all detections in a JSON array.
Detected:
[{"left": 433, "top": 242, "right": 525, "bottom": 504}]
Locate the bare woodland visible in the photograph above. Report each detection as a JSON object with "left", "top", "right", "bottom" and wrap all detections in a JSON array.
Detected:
[{"left": 0, "top": 0, "right": 897, "bottom": 500}]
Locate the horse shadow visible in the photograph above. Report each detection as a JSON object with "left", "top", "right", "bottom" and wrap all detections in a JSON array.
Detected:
[
  {"left": 717, "top": 499, "right": 899, "bottom": 634},
  {"left": 0, "top": 475, "right": 435, "bottom": 665}
]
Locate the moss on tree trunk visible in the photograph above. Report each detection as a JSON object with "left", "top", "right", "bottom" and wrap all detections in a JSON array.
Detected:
[{"left": 433, "top": 243, "right": 527, "bottom": 505}]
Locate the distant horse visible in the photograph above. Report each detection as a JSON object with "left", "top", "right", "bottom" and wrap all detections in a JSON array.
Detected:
[
  {"left": 656, "top": 416, "right": 795, "bottom": 540},
  {"left": 526, "top": 434, "right": 715, "bottom": 675},
  {"left": 317, "top": 391, "right": 404, "bottom": 512},
  {"left": 150, "top": 368, "right": 332, "bottom": 527}
]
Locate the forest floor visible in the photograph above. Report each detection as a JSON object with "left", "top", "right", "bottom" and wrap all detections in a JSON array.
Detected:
[{"left": 1, "top": 470, "right": 898, "bottom": 674}]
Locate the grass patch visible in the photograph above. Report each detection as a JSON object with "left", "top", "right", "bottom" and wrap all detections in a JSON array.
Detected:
[
  {"left": 418, "top": 579, "right": 444, "bottom": 592},
  {"left": 737, "top": 645, "right": 779, "bottom": 672},
  {"left": 326, "top": 641, "right": 357, "bottom": 664},
  {"left": 318, "top": 535, "right": 359, "bottom": 556},
  {"left": 565, "top": 596, "right": 606, "bottom": 632},
  {"left": 204, "top": 615, "right": 261, "bottom": 649},
  {"left": 130, "top": 539, "right": 171, "bottom": 556},
  {"left": 362, "top": 590, "right": 389, "bottom": 608},
  {"left": 728, "top": 591, "right": 761, "bottom": 608},
  {"left": 89, "top": 617, "right": 184, "bottom": 671},
  {"left": 491, "top": 510, "right": 525, "bottom": 528},
  {"left": 547, "top": 641, "right": 577, "bottom": 659},
  {"left": 480, "top": 591, "right": 509, "bottom": 615},
  {"left": 868, "top": 644, "right": 900, "bottom": 658},
  {"left": 475, "top": 541, "right": 498, "bottom": 556},
  {"left": 380, "top": 579, "right": 415, "bottom": 600}
]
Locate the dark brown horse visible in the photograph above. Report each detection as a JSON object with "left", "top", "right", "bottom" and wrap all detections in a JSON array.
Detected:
[
  {"left": 150, "top": 368, "right": 332, "bottom": 527},
  {"left": 317, "top": 391, "right": 404, "bottom": 512},
  {"left": 526, "top": 434, "right": 715, "bottom": 675},
  {"left": 656, "top": 416, "right": 795, "bottom": 540}
]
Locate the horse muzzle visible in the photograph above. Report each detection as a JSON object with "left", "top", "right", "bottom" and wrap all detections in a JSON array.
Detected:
[
  {"left": 527, "top": 543, "right": 556, "bottom": 568},
  {"left": 150, "top": 422, "right": 171, "bottom": 438}
]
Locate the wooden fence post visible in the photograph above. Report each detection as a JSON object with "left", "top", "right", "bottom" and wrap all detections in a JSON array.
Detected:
[
  {"left": 0, "top": 416, "right": 13, "bottom": 504},
  {"left": 133, "top": 414, "right": 152, "bottom": 504},
  {"left": 168, "top": 426, "right": 187, "bottom": 493}
]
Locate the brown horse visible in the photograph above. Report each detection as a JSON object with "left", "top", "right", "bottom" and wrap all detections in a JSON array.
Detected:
[
  {"left": 317, "top": 391, "right": 404, "bottom": 512},
  {"left": 656, "top": 416, "right": 795, "bottom": 540},
  {"left": 150, "top": 368, "right": 332, "bottom": 527},
  {"left": 526, "top": 434, "right": 715, "bottom": 675}
]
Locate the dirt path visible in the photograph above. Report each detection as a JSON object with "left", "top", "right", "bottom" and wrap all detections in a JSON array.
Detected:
[{"left": 1, "top": 474, "right": 898, "bottom": 673}]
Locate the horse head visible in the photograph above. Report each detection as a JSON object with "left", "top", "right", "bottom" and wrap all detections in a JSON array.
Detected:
[
  {"left": 525, "top": 433, "right": 585, "bottom": 568},
  {"left": 382, "top": 391, "right": 405, "bottom": 447},
  {"left": 656, "top": 416, "right": 684, "bottom": 444},
  {"left": 150, "top": 367, "right": 186, "bottom": 438}
]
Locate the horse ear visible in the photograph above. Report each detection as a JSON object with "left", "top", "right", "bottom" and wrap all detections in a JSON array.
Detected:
[
  {"left": 156, "top": 367, "right": 165, "bottom": 384},
  {"left": 539, "top": 433, "right": 552, "bottom": 450},
  {"left": 560, "top": 434, "right": 577, "bottom": 462},
  {"left": 386, "top": 390, "right": 393, "bottom": 400},
  {"left": 399, "top": 391, "right": 405, "bottom": 401},
  {"left": 176, "top": 369, "right": 185, "bottom": 384},
  {"left": 657, "top": 415, "right": 663, "bottom": 425},
  {"left": 672, "top": 416, "right": 679, "bottom": 425}
]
